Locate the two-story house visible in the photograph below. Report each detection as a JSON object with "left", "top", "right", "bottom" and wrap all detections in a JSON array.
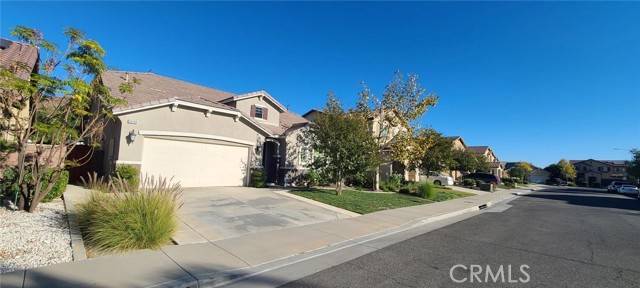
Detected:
[
  {"left": 571, "top": 159, "right": 629, "bottom": 187},
  {"left": 99, "top": 70, "right": 310, "bottom": 187},
  {"left": 468, "top": 146, "right": 504, "bottom": 178}
]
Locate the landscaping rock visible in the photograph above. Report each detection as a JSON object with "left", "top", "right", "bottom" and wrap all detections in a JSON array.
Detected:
[{"left": 0, "top": 200, "right": 72, "bottom": 274}]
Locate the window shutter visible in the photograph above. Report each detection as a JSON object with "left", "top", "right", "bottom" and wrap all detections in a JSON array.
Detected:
[
  {"left": 250, "top": 105, "right": 256, "bottom": 117},
  {"left": 263, "top": 107, "right": 268, "bottom": 120}
]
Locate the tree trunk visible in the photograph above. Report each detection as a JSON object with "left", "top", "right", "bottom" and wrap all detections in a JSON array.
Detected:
[
  {"left": 374, "top": 168, "right": 380, "bottom": 191},
  {"left": 336, "top": 180, "right": 342, "bottom": 196}
]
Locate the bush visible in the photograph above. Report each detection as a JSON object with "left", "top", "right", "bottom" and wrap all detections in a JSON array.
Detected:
[
  {"left": 81, "top": 172, "right": 112, "bottom": 193},
  {"left": 474, "top": 179, "right": 485, "bottom": 187},
  {"left": 77, "top": 176, "right": 182, "bottom": 252},
  {"left": 250, "top": 168, "right": 267, "bottom": 188},
  {"left": 345, "top": 173, "right": 374, "bottom": 190},
  {"left": 0, "top": 168, "right": 20, "bottom": 200},
  {"left": 418, "top": 182, "right": 435, "bottom": 199},
  {"left": 380, "top": 173, "right": 403, "bottom": 192},
  {"left": 1, "top": 167, "right": 69, "bottom": 202},
  {"left": 113, "top": 165, "right": 140, "bottom": 190},
  {"left": 399, "top": 182, "right": 419, "bottom": 194},
  {"left": 42, "top": 170, "right": 69, "bottom": 202},
  {"left": 462, "top": 179, "right": 475, "bottom": 187},
  {"left": 567, "top": 182, "right": 576, "bottom": 187}
]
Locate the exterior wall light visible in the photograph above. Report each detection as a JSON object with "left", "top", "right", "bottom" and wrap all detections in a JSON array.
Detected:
[{"left": 128, "top": 130, "right": 137, "bottom": 143}]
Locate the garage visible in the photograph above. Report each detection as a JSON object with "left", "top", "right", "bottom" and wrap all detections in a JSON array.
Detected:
[{"left": 140, "top": 137, "right": 250, "bottom": 187}]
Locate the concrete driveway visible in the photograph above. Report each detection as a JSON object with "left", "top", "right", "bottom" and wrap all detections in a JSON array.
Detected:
[{"left": 172, "top": 187, "right": 355, "bottom": 244}]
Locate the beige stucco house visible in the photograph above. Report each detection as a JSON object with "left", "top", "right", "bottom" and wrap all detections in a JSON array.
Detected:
[
  {"left": 468, "top": 146, "right": 504, "bottom": 178},
  {"left": 100, "top": 71, "right": 309, "bottom": 187},
  {"left": 445, "top": 136, "right": 467, "bottom": 181},
  {"left": 571, "top": 159, "right": 629, "bottom": 187}
]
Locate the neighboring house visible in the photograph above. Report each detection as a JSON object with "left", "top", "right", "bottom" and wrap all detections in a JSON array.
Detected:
[
  {"left": 445, "top": 136, "right": 467, "bottom": 181},
  {"left": 528, "top": 168, "right": 550, "bottom": 184},
  {"left": 302, "top": 108, "right": 419, "bottom": 184},
  {"left": 571, "top": 159, "right": 629, "bottom": 187},
  {"left": 0, "top": 38, "right": 39, "bottom": 141},
  {"left": 468, "top": 146, "right": 504, "bottom": 178},
  {"left": 100, "top": 71, "right": 309, "bottom": 187}
]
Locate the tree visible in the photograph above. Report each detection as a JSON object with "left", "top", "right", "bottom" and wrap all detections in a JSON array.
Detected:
[
  {"left": 305, "top": 93, "right": 379, "bottom": 195},
  {"left": 545, "top": 159, "right": 576, "bottom": 181},
  {"left": 0, "top": 26, "right": 134, "bottom": 212},
  {"left": 509, "top": 162, "right": 534, "bottom": 182},
  {"left": 558, "top": 159, "right": 576, "bottom": 181},
  {"left": 451, "top": 149, "right": 488, "bottom": 174},
  {"left": 417, "top": 129, "right": 454, "bottom": 174},
  {"left": 353, "top": 72, "right": 438, "bottom": 188},
  {"left": 627, "top": 149, "right": 640, "bottom": 184}
]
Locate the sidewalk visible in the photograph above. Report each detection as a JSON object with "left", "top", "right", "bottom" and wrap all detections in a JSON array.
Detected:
[{"left": 0, "top": 186, "right": 540, "bottom": 288}]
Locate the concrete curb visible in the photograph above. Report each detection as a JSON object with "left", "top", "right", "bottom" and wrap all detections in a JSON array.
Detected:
[
  {"left": 12, "top": 189, "right": 520, "bottom": 288},
  {"left": 272, "top": 190, "right": 361, "bottom": 217},
  {"left": 62, "top": 185, "right": 88, "bottom": 262}
]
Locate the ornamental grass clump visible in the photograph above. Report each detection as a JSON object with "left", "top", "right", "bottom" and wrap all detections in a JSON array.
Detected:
[{"left": 78, "top": 176, "right": 183, "bottom": 252}]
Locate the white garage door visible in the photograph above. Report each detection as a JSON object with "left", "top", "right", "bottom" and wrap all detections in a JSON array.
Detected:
[{"left": 141, "top": 137, "right": 250, "bottom": 187}]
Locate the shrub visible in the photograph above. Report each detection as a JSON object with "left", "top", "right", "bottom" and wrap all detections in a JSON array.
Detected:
[
  {"left": 0, "top": 167, "right": 20, "bottom": 200},
  {"left": 1, "top": 167, "right": 69, "bottom": 202},
  {"left": 77, "top": 176, "right": 182, "bottom": 252},
  {"left": 345, "top": 173, "right": 374, "bottom": 190},
  {"left": 250, "top": 168, "right": 267, "bottom": 188},
  {"left": 399, "top": 182, "right": 419, "bottom": 194},
  {"left": 380, "top": 173, "right": 403, "bottom": 192},
  {"left": 462, "top": 179, "right": 475, "bottom": 187},
  {"left": 418, "top": 182, "right": 435, "bottom": 199},
  {"left": 299, "top": 169, "right": 320, "bottom": 188},
  {"left": 81, "top": 172, "right": 112, "bottom": 193},
  {"left": 42, "top": 170, "right": 69, "bottom": 202},
  {"left": 113, "top": 165, "right": 140, "bottom": 190},
  {"left": 474, "top": 179, "right": 485, "bottom": 187},
  {"left": 567, "top": 182, "right": 576, "bottom": 187}
]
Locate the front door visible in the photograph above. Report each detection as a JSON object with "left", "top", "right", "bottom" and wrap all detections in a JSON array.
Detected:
[{"left": 262, "top": 141, "right": 279, "bottom": 184}]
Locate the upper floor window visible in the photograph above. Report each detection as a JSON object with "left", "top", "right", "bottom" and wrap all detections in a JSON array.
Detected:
[{"left": 252, "top": 105, "right": 268, "bottom": 120}]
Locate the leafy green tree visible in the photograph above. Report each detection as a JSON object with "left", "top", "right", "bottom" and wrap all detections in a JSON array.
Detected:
[
  {"left": 305, "top": 93, "right": 379, "bottom": 195},
  {"left": 558, "top": 159, "right": 576, "bottom": 181},
  {"left": 509, "top": 162, "right": 534, "bottom": 182},
  {"left": 354, "top": 72, "right": 438, "bottom": 189},
  {"left": 452, "top": 149, "right": 488, "bottom": 174},
  {"left": 0, "top": 26, "right": 134, "bottom": 212},
  {"left": 545, "top": 159, "right": 576, "bottom": 181},
  {"left": 417, "top": 129, "right": 454, "bottom": 174}
]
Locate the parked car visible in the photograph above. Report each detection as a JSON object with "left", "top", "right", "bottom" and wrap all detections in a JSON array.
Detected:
[
  {"left": 462, "top": 173, "right": 500, "bottom": 185},
  {"left": 420, "top": 172, "right": 454, "bottom": 186},
  {"left": 546, "top": 178, "right": 568, "bottom": 186},
  {"left": 607, "top": 181, "right": 632, "bottom": 193},
  {"left": 616, "top": 185, "right": 639, "bottom": 195}
]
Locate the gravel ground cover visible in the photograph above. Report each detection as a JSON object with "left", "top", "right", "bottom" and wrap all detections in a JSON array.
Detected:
[{"left": 0, "top": 200, "right": 72, "bottom": 274}]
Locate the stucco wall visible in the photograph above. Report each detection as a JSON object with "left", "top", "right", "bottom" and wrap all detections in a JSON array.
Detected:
[
  {"left": 112, "top": 105, "right": 268, "bottom": 166},
  {"left": 232, "top": 96, "right": 281, "bottom": 127}
]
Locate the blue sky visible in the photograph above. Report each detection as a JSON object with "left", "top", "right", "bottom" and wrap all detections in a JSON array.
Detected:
[{"left": 2, "top": 2, "right": 639, "bottom": 167}]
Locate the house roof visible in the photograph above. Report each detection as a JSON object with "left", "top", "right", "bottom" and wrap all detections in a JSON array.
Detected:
[
  {"left": 101, "top": 70, "right": 307, "bottom": 136},
  {"left": 0, "top": 38, "right": 39, "bottom": 79},
  {"left": 220, "top": 90, "right": 287, "bottom": 112},
  {"left": 102, "top": 71, "right": 237, "bottom": 111},
  {"left": 467, "top": 146, "right": 490, "bottom": 154},
  {"left": 571, "top": 159, "right": 628, "bottom": 166}
]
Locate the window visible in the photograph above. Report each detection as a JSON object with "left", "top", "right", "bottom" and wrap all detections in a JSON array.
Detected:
[{"left": 254, "top": 106, "right": 264, "bottom": 119}]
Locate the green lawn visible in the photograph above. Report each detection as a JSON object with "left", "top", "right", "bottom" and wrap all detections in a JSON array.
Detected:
[{"left": 290, "top": 187, "right": 474, "bottom": 214}]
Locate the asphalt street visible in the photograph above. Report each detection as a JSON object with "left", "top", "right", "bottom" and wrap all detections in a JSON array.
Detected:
[{"left": 280, "top": 187, "right": 640, "bottom": 288}]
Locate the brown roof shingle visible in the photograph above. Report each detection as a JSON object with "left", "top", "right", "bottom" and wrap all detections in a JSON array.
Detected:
[
  {"left": 102, "top": 70, "right": 308, "bottom": 136},
  {"left": 0, "top": 38, "right": 39, "bottom": 79}
]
